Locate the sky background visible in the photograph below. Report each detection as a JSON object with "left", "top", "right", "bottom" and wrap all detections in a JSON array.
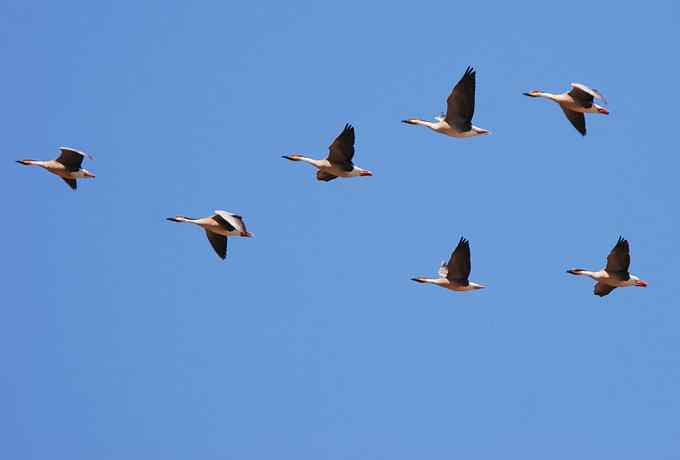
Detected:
[{"left": 2, "top": 1, "right": 680, "bottom": 458}]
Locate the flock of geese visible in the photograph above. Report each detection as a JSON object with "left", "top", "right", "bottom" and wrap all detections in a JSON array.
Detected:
[{"left": 16, "top": 66, "right": 646, "bottom": 298}]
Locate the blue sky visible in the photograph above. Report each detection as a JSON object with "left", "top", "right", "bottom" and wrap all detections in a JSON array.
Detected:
[{"left": 3, "top": 1, "right": 679, "bottom": 458}]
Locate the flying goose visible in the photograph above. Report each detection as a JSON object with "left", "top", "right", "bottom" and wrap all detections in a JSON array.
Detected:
[
  {"left": 402, "top": 66, "right": 490, "bottom": 138},
  {"left": 166, "top": 210, "right": 253, "bottom": 259},
  {"left": 567, "top": 236, "right": 647, "bottom": 297},
  {"left": 523, "top": 83, "right": 609, "bottom": 135},
  {"left": 16, "top": 147, "right": 95, "bottom": 190},
  {"left": 282, "top": 124, "right": 373, "bottom": 181},
  {"left": 412, "top": 237, "right": 486, "bottom": 291}
]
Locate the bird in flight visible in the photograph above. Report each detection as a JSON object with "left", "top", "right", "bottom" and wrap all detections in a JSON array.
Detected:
[
  {"left": 412, "top": 237, "right": 486, "bottom": 291},
  {"left": 523, "top": 82, "right": 609, "bottom": 136},
  {"left": 402, "top": 66, "right": 490, "bottom": 138},
  {"left": 16, "top": 147, "right": 95, "bottom": 190},
  {"left": 167, "top": 210, "right": 253, "bottom": 260},
  {"left": 282, "top": 123, "right": 373, "bottom": 181},
  {"left": 567, "top": 236, "right": 648, "bottom": 296}
]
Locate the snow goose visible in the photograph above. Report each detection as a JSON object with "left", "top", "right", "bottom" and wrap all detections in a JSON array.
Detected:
[
  {"left": 411, "top": 237, "right": 486, "bottom": 291},
  {"left": 166, "top": 210, "right": 253, "bottom": 260},
  {"left": 523, "top": 83, "right": 609, "bottom": 135},
  {"left": 282, "top": 123, "right": 372, "bottom": 181},
  {"left": 567, "top": 236, "right": 647, "bottom": 297},
  {"left": 402, "top": 66, "right": 490, "bottom": 138},
  {"left": 16, "top": 147, "right": 95, "bottom": 190}
]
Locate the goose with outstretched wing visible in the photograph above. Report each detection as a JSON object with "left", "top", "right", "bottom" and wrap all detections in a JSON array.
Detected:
[
  {"left": 167, "top": 210, "right": 253, "bottom": 260},
  {"left": 567, "top": 236, "right": 648, "bottom": 297},
  {"left": 412, "top": 238, "right": 486, "bottom": 292},
  {"left": 282, "top": 124, "right": 373, "bottom": 182}
]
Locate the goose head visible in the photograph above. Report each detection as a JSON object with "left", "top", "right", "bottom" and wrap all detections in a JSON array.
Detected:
[
  {"left": 82, "top": 168, "right": 96, "bottom": 178},
  {"left": 522, "top": 90, "right": 544, "bottom": 97},
  {"left": 282, "top": 154, "right": 304, "bottom": 161}
]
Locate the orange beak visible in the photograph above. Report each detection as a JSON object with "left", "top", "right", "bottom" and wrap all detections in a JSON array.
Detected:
[
  {"left": 597, "top": 107, "right": 609, "bottom": 115},
  {"left": 360, "top": 171, "right": 373, "bottom": 177},
  {"left": 635, "top": 280, "right": 648, "bottom": 287}
]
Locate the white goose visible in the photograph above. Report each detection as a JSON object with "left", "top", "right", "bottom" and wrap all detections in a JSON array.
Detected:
[
  {"left": 567, "top": 236, "right": 648, "bottom": 297},
  {"left": 523, "top": 83, "right": 609, "bottom": 135},
  {"left": 282, "top": 124, "right": 372, "bottom": 181},
  {"left": 412, "top": 237, "right": 486, "bottom": 292},
  {"left": 167, "top": 210, "right": 253, "bottom": 260},
  {"left": 402, "top": 66, "right": 490, "bottom": 138},
  {"left": 16, "top": 147, "right": 95, "bottom": 190}
]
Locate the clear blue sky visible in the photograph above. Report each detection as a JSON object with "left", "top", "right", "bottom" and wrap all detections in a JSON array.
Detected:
[{"left": 3, "top": 1, "right": 679, "bottom": 458}]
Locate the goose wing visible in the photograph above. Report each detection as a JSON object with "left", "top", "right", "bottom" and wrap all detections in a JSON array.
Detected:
[
  {"left": 561, "top": 107, "right": 587, "bottom": 136},
  {"left": 568, "top": 83, "right": 607, "bottom": 108},
  {"left": 445, "top": 237, "right": 471, "bottom": 285},
  {"left": 213, "top": 210, "right": 248, "bottom": 234},
  {"left": 56, "top": 147, "right": 86, "bottom": 172},
  {"left": 316, "top": 170, "right": 338, "bottom": 182},
  {"left": 605, "top": 236, "right": 630, "bottom": 279},
  {"left": 445, "top": 66, "right": 476, "bottom": 131},
  {"left": 61, "top": 178, "right": 77, "bottom": 190},
  {"left": 326, "top": 124, "right": 355, "bottom": 172},
  {"left": 594, "top": 283, "right": 616, "bottom": 297},
  {"left": 205, "top": 230, "right": 227, "bottom": 259}
]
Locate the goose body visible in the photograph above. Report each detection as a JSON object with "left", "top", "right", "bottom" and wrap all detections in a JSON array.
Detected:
[
  {"left": 412, "top": 238, "right": 486, "bottom": 292},
  {"left": 402, "top": 66, "right": 490, "bottom": 138},
  {"left": 167, "top": 210, "right": 253, "bottom": 259},
  {"left": 567, "top": 236, "right": 647, "bottom": 296},
  {"left": 16, "top": 147, "right": 95, "bottom": 190},
  {"left": 524, "top": 83, "right": 609, "bottom": 135},
  {"left": 283, "top": 124, "right": 372, "bottom": 181}
]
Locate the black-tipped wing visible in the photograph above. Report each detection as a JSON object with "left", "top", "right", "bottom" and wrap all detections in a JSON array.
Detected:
[
  {"left": 445, "top": 66, "right": 476, "bottom": 131},
  {"left": 56, "top": 147, "right": 85, "bottom": 172},
  {"left": 561, "top": 107, "right": 586, "bottom": 135},
  {"left": 605, "top": 236, "right": 630, "bottom": 278},
  {"left": 205, "top": 230, "right": 227, "bottom": 259},
  {"left": 61, "top": 178, "right": 77, "bottom": 190},
  {"left": 316, "top": 170, "right": 338, "bottom": 182},
  {"left": 594, "top": 283, "right": 616, "bottom": 297},
  {"left": 445, "top": 237, "right": 471, "bottom": 285},
  {"left": 211, "top": 214, "right": 236, "bottom": 232},
  {"left": 568, "top": 83, "right": 606, "bottom": 108},
  {"left": 327, "top": 124, "right": 355, "bottom": 171}
]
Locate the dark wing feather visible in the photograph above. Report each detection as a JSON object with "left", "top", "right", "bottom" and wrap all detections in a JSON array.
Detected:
[
  {"left": 61, "top": 178, "right": 77, "bottom": 190},
  {"left": 316, "top": 170, "right": 338, "bottom": 182},
  {"left": 568, "top": 85, "right": 595, "bottom": 108},
  {"left": 445, "top": 237, "right": 471, "bottom": 285},
  {"left": 561, "top": 107, "right": 586, "bottom": 136},
  {"left": 55, "top": 148, "right": 85, "bottom": 172},
  {"left": 605, "top": 236, "right": 630, "bottom": 278},
  {"left": 205, "top": 230, "right": 227, "bottom": 259},
  {"left": 445, "top": 66, "right": 476, "bottom": 131},
  {"left": 594, "top": 283, "right": 616, "bottom": 297},
  {"left": 327, "top": 124, "right": 355, "bottom": 171},
  {"left": 211, "top": 214, "right": 236, "bottom": 232}
]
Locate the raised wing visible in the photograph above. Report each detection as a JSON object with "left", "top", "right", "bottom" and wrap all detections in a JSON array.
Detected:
[
  {"left": 561, "top": 107, "right": 587, "bottom": 136},
  {"left": 605, "top": 236, "right": 630, "bottom": 278},
  {"left": 61, "top": 178, "right": 77, "bottom": 190},
  {"left": 327, "top": 124, "right": 355, "bottom": 171},
  {"left": 213, "top": 210, "right": 248, "bottom": 234},
  {"left": 316, "top": 170, "right": 338, "bottom": 182},
  {"left": 56, "top": 147, "right": 86, "bottom": 171},
  {"left": 594, "top": 282, "right": 616, "bottom": 297},
  {"left": 568, "top": 83, "right": 607, "bottom": 108},
  {"left": 445, "top": 66, "right": 476, "bottom": 131},
  {"left": 205, "top": 230, "right": 227, "bottom": 259},
  {"left": 445, "top": 237, "right": 471, "bottom": 285}
]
